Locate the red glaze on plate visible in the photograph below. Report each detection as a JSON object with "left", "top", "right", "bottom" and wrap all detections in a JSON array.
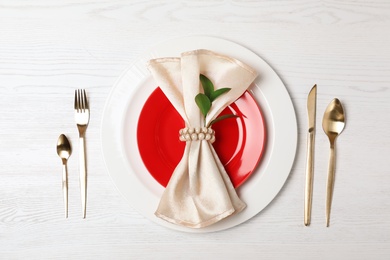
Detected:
[{"left": 137, "top": 87, "right": 266, "bottom": 188}]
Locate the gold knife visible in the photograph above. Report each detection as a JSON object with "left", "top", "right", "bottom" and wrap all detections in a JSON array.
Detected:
[{"left": 304, "top": 84, "right": 317, "bottom": 226}]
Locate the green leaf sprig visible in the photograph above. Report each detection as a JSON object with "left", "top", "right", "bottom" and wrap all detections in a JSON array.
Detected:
[{"left": 195, "top": 74, "right": 238, "bottom": 127}]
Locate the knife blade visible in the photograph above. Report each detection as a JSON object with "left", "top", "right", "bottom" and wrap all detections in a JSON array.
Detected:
[{"left": 304, "top": 84, "right": 317, "bottom": 226}]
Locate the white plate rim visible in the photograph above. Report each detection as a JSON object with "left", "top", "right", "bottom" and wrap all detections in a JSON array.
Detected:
[{"left": 101, "top": 36, "right": 297, "bottom": 233}]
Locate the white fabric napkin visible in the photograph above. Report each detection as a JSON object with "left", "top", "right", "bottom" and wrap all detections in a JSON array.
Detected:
[{"left": 147, "top": 49, "right": 257, "bottom": 228}]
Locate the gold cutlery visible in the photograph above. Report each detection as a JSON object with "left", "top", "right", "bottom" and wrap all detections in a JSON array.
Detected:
[
  {"left": 322, "top": 98, "right": 345, "bottom": 227},
  {"left": 74, "top": 89, "right": 90, "bottom": 218},
  {"left": 56, "top": 134, "right": 72, "bottom": 218},
  {"left": 304, "top": 84, "right": 317, "bottom": 226}
]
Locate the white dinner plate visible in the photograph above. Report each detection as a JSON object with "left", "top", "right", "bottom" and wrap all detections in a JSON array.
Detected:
[{"left": 101, "top": 36, "right": 297, "bottom": 232}]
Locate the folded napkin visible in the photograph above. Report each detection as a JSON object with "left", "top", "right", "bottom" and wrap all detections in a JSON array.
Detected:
[{"left": 147, "top": 49, "right": 257, "bottom": 228}]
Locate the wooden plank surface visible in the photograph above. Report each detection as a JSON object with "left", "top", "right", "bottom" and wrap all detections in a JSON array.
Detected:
[{"left": 0, "top": 1, "right": 389, "bottom": 259}]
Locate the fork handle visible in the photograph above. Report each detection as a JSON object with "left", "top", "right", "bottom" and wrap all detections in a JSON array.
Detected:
[{"left": 79, "top": 134, "right": 87, "bottom": 218}]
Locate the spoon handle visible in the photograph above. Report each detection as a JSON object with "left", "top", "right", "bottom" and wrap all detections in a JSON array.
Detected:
[
  {"left": 62, "top": 163, "right": 68, "bottom": 218},
  {"left": 326, "top": 142, "right": 336, "bottom": 227}
]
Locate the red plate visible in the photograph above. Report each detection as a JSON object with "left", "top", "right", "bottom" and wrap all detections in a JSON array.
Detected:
[{"left": 137, "top": 87, "right": 266, "bottom": 188}]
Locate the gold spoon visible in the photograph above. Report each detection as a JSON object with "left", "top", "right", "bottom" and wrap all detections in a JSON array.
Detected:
[
  {"left": 322, "top": 98, "right": 345, "bottom": 227},
  {"left": 56, "top": 134, "right": 72, "bottom": 218}
]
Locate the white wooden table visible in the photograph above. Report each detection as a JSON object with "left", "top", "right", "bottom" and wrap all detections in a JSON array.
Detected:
[{"left": 1, "top": 1, "right": 389, "bottom": 259}]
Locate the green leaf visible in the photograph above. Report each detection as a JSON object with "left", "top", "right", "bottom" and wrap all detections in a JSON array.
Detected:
[
  {"left": 195, "top": 93, "right": 211, "bottom": 118},
  {"left": 208, "top": 114, "right": 239, "bottom": 126},
  {"left": 199, "top": 74, "right": 214, "bottom": 98},
  {"left": 210, "top": 88, "right": 231, "bottom": 102}
]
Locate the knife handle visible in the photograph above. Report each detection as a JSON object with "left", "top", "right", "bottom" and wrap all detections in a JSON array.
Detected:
[{"left": 304, "top": 130, "right": 315, "bottom": 226}]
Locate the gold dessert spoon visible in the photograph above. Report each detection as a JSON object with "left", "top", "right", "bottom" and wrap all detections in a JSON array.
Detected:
[
  {"left": 56, "top": 134, "right": 72, "bottom": 218},
  {"left": 322, "top": 98, "right": 345, "bottom": 227}
]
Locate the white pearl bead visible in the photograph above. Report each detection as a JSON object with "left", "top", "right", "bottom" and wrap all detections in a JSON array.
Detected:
[
  {"left": 188, "top": 128, "right": 194, "bottom": 134},
  {"left": 185, "top": 134, "right": 191, "bottom": 141},
  {"left": 198, "top": 133, "right": 205, "bottom": 140},
  {"left": 195, "top": 127, "right": 200, "bottom": 133},
  {"left": 191, "top": 133, "right": 198, "bottom": 141},
  {"left": 205, "top": 134, "right": 211, "bottom": 140}
]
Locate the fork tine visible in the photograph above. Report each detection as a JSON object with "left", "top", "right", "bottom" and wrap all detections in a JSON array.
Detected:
[
  {"left": 77, "top": 89, "right": 83, "bottom": 112},
  {"left": 83, "top": 89, "right": 89, "bottom": 109},
  {"left": 79, "top": 89, "right": 83, "bottom": 111},
  {"left": 81, "top": 89, "right": 86, "bottom": 111},
  {"left": 77, "top": 89, "right": 82, "bottom": 111},
  {"left": 74, "top": 89, "right": 78, "bottom": 110}
]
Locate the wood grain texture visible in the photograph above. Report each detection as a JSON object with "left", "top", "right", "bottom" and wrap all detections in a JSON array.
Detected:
[{"left": 1, "top": 0, "right": 390, "bottom": 259}]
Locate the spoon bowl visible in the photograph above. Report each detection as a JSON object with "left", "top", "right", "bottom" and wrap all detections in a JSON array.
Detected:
[
  {"left": 57, "top": 134, "right": 71, "bottom": 161},
  {"left": 322, "top": 99, "right": 345, "bottom": 142},
  {"left": 56, "top": 134, "right": 72, "bottom": 218},
  {"left": 322, "top": 98, "right": 345, "bottom": 227}
]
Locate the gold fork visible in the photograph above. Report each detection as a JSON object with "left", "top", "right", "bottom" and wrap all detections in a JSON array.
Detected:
[{"left": 74, "top": 89, "right": 90, "bottom": 218}]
